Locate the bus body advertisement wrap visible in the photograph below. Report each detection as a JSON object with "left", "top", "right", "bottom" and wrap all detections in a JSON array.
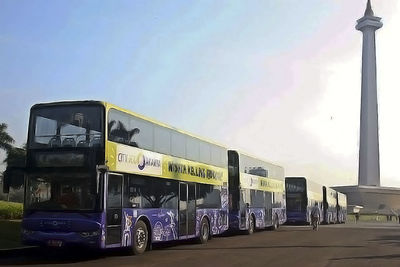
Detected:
[
  {"left": 240, "top": 173, "right": 284, "bottom": 193},
  {"left": 107, "top": 142, "right": 228, "bottom": 186},
  {"left": 21, "top": 101, "right": 230, "bottom": 253}
]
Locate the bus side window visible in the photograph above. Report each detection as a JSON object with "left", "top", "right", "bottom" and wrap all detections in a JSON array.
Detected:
[{"left": 123, "top": 175, "right": 178, "bottom": 209}]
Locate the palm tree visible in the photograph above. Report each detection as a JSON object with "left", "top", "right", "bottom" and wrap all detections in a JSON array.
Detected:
[
  {"left": 0, "top": 123, "right": 15, "bottom": 199},
  {"left": 0, "top": 123, "right": 14, "bottom": 152}
]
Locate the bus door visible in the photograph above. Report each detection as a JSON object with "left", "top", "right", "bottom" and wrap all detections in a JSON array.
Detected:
[
  {"left": 179, "top": 183, "right": 196, "bottom": 237},
  {"left": 106, "top": 173, "right": 123, "bottom": 245},
  {"left": 264, "top": 191, "right": 273, "bottom": 225},
  {"left": 239, "top": 189, "right": 248, "bottom": 229}
]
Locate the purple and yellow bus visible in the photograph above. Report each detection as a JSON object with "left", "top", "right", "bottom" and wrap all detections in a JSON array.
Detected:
[
  {"left": 19, "top": 101, "right": 229, "bottom": 254},
  {"left": 285, "top": 177, "right": 323, "bottom": 224},
  {"left": 322, "top": 186, "right": 337, "bottom": 224},
  {"left": 336, "top": 191, "right": 347, "bottom": 223},
  {"left": 228, "top": 151, "right": 286, "bottom": 234}
]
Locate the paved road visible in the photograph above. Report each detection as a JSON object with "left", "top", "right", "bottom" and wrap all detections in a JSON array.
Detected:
[{"left": 1, "top": 223, "right": 400, "bottom": 266}]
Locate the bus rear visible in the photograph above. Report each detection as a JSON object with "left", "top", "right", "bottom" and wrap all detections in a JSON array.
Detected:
[
  {"left": 322, "top": 186, "right": 337, "bottom": 224},
  {"left": 337, "top": 192, "right": 347, "bottom": 223},
  {"left": 229, "top": 151, "right": 286, "bottom": 233},
  {"left": 22, "top": 101, "right": 106, "bottom": 249},
  {"left": 285, "top": 177, "right": 307, "bottom": 223}
]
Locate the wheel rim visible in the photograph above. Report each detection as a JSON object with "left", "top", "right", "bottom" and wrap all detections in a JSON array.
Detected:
[{"left": 136, "top": 227, "right": 147, "bottom": 249}]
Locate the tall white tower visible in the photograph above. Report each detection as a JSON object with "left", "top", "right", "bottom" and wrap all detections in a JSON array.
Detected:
[{"left": 356, "top": 0, "right": 382, "bottom": 186}]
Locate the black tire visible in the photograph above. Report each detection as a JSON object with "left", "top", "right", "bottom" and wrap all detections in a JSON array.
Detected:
[
  {"left": 272, "top": 215, "right": 279, "bottom": 230},
  {"left": 198, "top": 218, "right": 210, "bottom": 244},
  {"left": 246, "top": 214, "right": 255, "bottom": 235},
  {"left": 132, "top": 220, "right": 148, "bottom": 255}
]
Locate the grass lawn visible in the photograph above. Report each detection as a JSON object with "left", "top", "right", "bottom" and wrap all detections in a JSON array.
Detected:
[
  {"left": 0, "top": 200, "right": 23, "bottom": 220},
  {"left": 0, "top": 220, "right": 22, "bottom": 249},
  {"left": 347, "top": 214, "right": 398, "bottom": 224}
]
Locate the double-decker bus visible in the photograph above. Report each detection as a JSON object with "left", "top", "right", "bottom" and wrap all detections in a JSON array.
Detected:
[
  {"left": 285, "top": 177, "right": 323, "bottom": 224},
  {"left": 20, "top": 101, "right": 229, "bottom": 254},
  {"left": 322, "top": 186, "right": 337, "bottom": 224},
  {"left": 228, "top": 151, "right": 286, "bottom": 234},
  {"left": 336, "top": 192, "right": 347, "bottom": 223}
]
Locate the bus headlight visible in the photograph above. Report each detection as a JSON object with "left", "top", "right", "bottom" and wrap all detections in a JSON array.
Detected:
[{"left": 80, "top": 230, "right": 100, "bottom": 238}]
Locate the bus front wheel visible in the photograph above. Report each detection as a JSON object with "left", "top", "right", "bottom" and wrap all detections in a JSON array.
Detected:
[
  {"left": 132, "top": 220, "right": 148, "bottom": 255},
  {"left": 198, "top": 218, "right": 210, "bottom": 244}
]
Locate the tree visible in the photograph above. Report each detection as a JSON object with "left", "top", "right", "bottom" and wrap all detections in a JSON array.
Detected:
[
  {"left": 3, "top": 146, "right": 26, "bottom": 202},
  {"left": 0, "top": 124, "right": 24, "bottom": 201},
  {"left": 3, "top": 146, "right": 26, "bottom": 187},
  {"left": 0, "top": 123, "right": 15, "bottom": 152}
]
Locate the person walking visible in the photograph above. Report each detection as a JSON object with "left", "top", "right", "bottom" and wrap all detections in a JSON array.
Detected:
[
  {"left": 310, "top": 203, "right": 321, "bottom": 231},
  {"left": 355, "top": 213, "right": 360, "bottom": 224}
]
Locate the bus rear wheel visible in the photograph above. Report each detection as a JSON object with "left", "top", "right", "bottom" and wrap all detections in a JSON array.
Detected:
[
  {"left": 132, "top": 220, "right": 148, "bottom": 255},
  {"left": 198, "top": 218, "right": 210, "bottom": 244}
]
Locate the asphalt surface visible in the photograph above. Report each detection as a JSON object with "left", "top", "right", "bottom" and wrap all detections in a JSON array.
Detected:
[{"left": 1, "top": 223, "right": 400, "bottom": 267}]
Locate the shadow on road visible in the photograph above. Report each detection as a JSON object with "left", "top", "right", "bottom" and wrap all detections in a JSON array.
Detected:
[
  {"left": 331, "top": 254, "right": 400, "bottom": 261},
  {"left": 162, "top": 245, "right": 364, "bottom": 251},
  {"left": 0, "top": 247, "right": 127, "bottom": 265},
  {"left": 0, "top": 241, "right": 365, "bottom": 265},
  {"left": 368, "top": 235, "right": 400, "bottom": 247}
]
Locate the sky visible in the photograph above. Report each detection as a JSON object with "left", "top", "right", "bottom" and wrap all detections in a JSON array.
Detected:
[{"left": 0, "top": 0, "right": 399, "bottom": 187}]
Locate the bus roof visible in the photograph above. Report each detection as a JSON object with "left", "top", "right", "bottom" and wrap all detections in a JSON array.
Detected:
[
  {"left": 31, "top": 100, "right": 104, "bottom": 109},
  {"left": 31, "top": 100, "right": 227, "bottom": 149},
  {"left": 285, "top": 177, "right": 323, "bottom": 193},
  {"left": 230, "top": 149, "right": 284, "bottom": 170}
]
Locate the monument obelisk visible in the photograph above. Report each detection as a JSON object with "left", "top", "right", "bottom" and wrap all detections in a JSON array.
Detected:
[
  {"left": 356, "top": 0, "right": 382, "bottom": 187},
  {"left": 334, "top": 1, "right": 400, "bottom": 216}
]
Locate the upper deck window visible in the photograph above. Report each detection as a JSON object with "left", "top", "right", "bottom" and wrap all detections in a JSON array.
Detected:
[
  {"left": 29, "top": 104, "right": 103, "bottom": 149},
  {"left": 285, "top": 179, "right": 306, "bottom": 193},
  {"left": 108, "top": 109, "right": 154, "bottom": 150},
  {"left": 107, "top": 108, "right": 227, "bottom": 168}
]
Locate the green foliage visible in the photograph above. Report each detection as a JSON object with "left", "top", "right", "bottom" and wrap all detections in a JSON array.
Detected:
[
  {"left": 0, "top": 123, "right": 15, "bottom": 152},
  {"left": 3, "top": 146, "right": 26, "bottom": 189},
  {"left": 348, "top": 214, "right": 398, "bottom": 223},
  {"left": 0, "top": 201, "right": 23, "bottom": 220},
  {"left": 0, "top": 123, "right": 26, "bottom": 190},
  {"left": 3, "top": 147, "right": 26, "bottom": 166}
]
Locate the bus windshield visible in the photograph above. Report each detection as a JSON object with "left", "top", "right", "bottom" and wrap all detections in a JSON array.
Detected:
[
  {"left": 286, "top": 179, "right": 305, "bottom": 193},
  {"left": 29, "top": 104, "right": 103, "bottom": 149},
  {"left": 25, "top": 174, "right": 99, "bottom": 211}
]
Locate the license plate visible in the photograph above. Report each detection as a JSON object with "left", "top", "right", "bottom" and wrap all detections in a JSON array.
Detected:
[{"left": 47, "top": 240, "right": 63, "bottom": 247}]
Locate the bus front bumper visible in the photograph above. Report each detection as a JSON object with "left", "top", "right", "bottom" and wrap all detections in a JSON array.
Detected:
[{"left": 22, "top": 229, "right": 103, "bottom": 249}]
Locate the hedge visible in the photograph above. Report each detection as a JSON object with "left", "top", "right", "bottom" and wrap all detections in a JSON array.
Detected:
[{"left": 0, "top": 200, "right": 23, "bottom": 219}]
